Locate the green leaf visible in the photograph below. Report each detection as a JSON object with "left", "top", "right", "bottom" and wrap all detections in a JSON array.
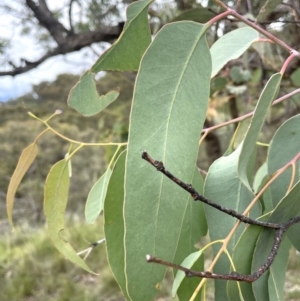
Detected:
[
  {"left": 7, "top": 143, "right": 38, "bottom": 227},
  {"left": 44, "top": 160, "right": 95, "bottom": 274},
  {"left": 171, "top": 7, "right": 214, "bottom": 23},
  {"left": 91, "top": 0, "right": 152, "bottom": 73},
  {"left": 227, "top": 225, "right": 262, "bottom": 301},
  {"left": 271, "top": 180, "right": 300, "bottom": 251},
  {"left": 238, "top": 73, "right": 282, "bottom": 188},
  {"left": 173, "top": 167, "right": 207, "bottom": 301},
  {"left": 210, "top": 27, "right": 259, "bottom": 78},
  {"left": 103, "top": 151, "right": 130, "bottom": 299},
  {"left": 257, "top": 0, "right": 282, "bottom": 23},
  {"left": 85, "top": 168, "right": 112, "bottom": 224},
  {"left": 268, "top": 238, "right": 290, "bottom": 301},
  {"left": 172, "top": 250, "right": 203, "bottom": 298},
  {"left": 252, "top": 233, "right": 289, "bottom": 301},
  {"left": 124, "top": 21, "right": 211, "bottom": 301},
  {"left": 252, "top": 182, "right": 300, "bottom": 300},
  {"left": 291, "top": 68, "right": 300, "bottom": 86},
  {"left": 267, "top": 114, "right": 300, "bottom": 207},
  {"left": 229, "top": 66, "right": 251, "bottom": 84},
  {"left": 68, "top": 71, "right": 119, "bottom": 116},
  {"left": 253, "top": 162, "right": 268, "bottom": 194},
  {"left": 204, "top": 144, "right": 260, "bottom": 300},
  {"left": 68, "top": 0, "right": 152, "bottom": 116},
  {"left": 253, "top": 163, "right": 273, "bottom": 214},
  {"left": 210, "top": 76, "right": 227, "bottom": 95}
]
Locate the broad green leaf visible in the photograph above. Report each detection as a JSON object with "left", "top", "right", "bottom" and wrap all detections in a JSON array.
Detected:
[
  {"left": 172, "top": 250, "right": 203, "bottom": 298},
  {"left": 238, "top": 73, "right": 282, "bottom": 188},
  {"left": 91, "top": 0, "right": 152, "bottom": 73},
  {"left": 44, "top": 160, "right": 95, "bottom": 274},
  {"left": 171, "top": 7, "right": 214, "bottom": 23},
  {"left": 267, "top": 114, "right": 300, "bottom": 206},
  {"left": 7, "top": 143, "right": 38, "bottom": 226},
  {"left": 210, "top": 27, "right": 259, "bottom": 78},
  {"left": 257, "top": 0, "right": 282, "bottom": 23},
  {"left": 204, "top": 144, "right": 260, "bottom": 301},
  {"left": 68, "top": 71, "right": 119, "bottom": 116},
  {"left": 68, "top": 0, "right": 152, "bottom": 116},
  {"left": 124, "top": 22, "right": 211, "bottom": 301},
  {"left": 103, "top": 151, "right": 130, "bottom": 300},
  {"left": 173, "top": 167, "right": 207, "bottom": 301},
  {"left": 85, "top": 168, "right": 112, "bottom": 224}
]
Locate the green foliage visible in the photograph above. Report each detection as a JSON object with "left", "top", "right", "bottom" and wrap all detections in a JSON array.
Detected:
[{"left": 5, "top": 1, "right": 300, "bottom": 301}]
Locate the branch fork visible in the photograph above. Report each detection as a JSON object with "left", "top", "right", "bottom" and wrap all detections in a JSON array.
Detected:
[{"left": 142, "top": 151, "right": 300, "bottom": 282}]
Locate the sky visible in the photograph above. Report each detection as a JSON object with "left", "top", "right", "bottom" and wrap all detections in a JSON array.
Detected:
[
  {"left": 0, "top": 0, "right": 182, "bottom": 101},
  {"left": 0, "top": 0, "right": 113, "bottom": 102}
]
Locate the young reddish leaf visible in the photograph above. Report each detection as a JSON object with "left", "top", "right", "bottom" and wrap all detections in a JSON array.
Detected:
[
  {"left": 44, "top": 160, "right": 96, "bottom": 274},
  {"left": 7, "top": 143, "right": 38, "bottom": 227}
]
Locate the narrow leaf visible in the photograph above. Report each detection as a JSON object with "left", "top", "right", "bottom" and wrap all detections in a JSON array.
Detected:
[
  {"left": 104, "top": 151, "right": 130, "bottom": 299},
  {"left": 227, "top": 225, "right": 262, "bottom": 301},
  {"left": 7, "top": 143, "right": 38, "bottom": 226},
  {"left": 85, "top": 168, "right": 112, "bottom": 224},
  {"left": 204, "top": 144, "right": 260, "bottom": 300},
  {"left": 68, "top": 71, "right": 119, "bottom": 116},
  {"left": 238, "top": 73, "right": 282, "bottom": 188},
  {"left": 173, "top": 167, "right": 207, "bottom": 301},
  {"left": 252, "top": 181, "right": 300, "bottom": 300},
  {"left": 44, "top": 160, "right": 95, "bottom": 274},
  {"left": 268, "top": 238, "right": 290, "bottom": 301},
  {"left": 124, "top": 22, "right": 211, "bottom": 301},
  {"left": 210, "top": 27, "right": 259, "bottom": 78},
  {"left": 172, "top": 250, "right": 203, "bottom": 298}
]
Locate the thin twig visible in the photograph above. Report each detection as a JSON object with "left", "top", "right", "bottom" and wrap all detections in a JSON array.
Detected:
[
  {"left": 142, "top": 151, "right": 279, "bottom": 229},
  {"left": 142, "top": 152, "right": 300, "bottom": 282}
]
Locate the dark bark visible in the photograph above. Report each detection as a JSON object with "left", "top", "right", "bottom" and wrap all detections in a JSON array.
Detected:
[{"left": 1, "top": 0, "right": 124, "bottom": 77}]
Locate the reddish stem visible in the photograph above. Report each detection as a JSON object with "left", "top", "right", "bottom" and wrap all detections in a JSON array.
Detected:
[
  {"left": 280, "top": 52, "right": 298, "bottom": 74},
  {"left": 212, "top": 0, "right": 300, "bottom": 56}
]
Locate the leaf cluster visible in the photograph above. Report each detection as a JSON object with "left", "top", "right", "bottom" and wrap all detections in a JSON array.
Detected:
[{"left": 5, "top": 1, "right": 300, "bottom": 301}]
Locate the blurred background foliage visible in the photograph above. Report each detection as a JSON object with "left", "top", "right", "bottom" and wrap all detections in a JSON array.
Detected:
[{"left": 1, "top": 0, "right": 300, "bottom": 300}]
